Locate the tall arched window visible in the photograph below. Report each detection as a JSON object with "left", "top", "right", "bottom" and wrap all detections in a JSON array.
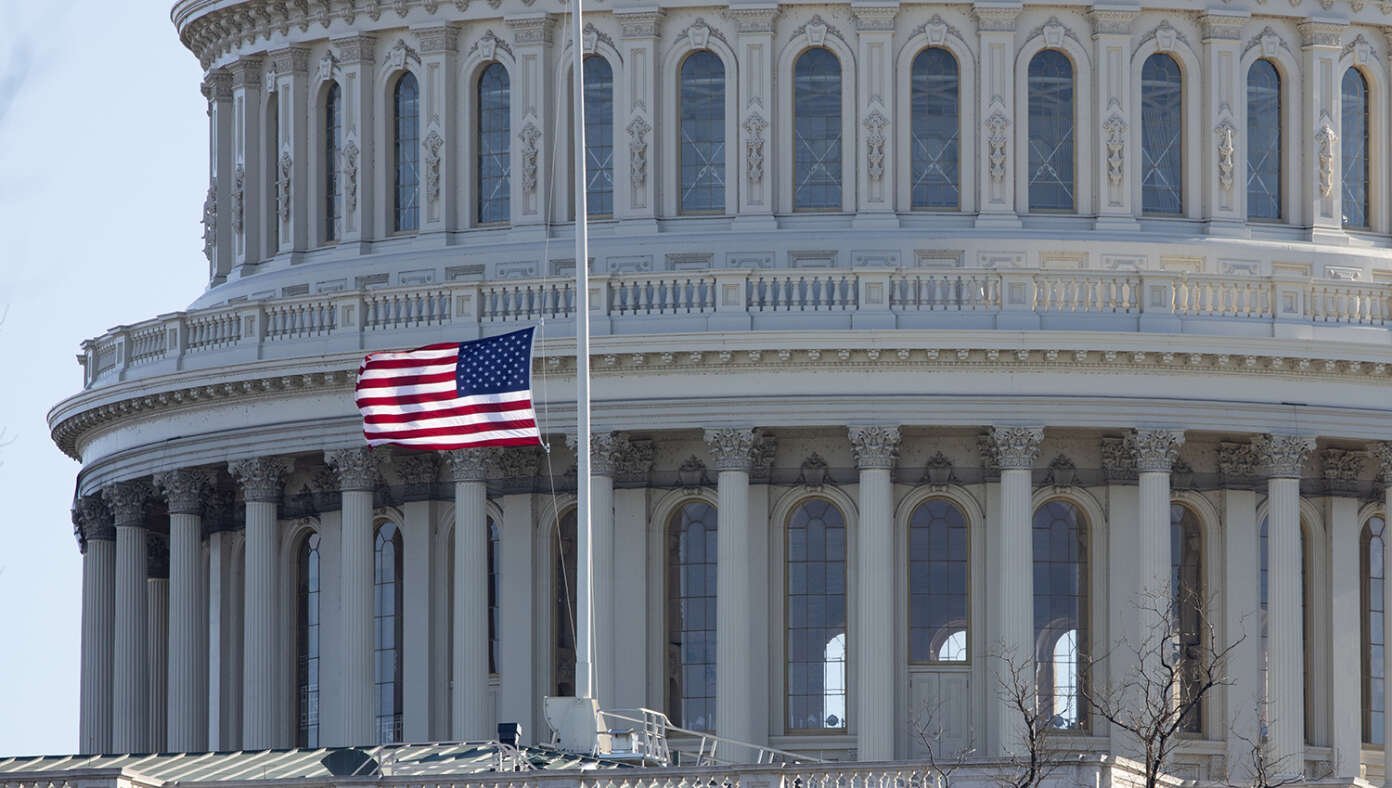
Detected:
[
  {"left": 374, "top": 521, "right": 404, "bottom": 743},
  {"left": 1247, "top": 59, "right": 1282, "bottom": 221},
  {"left": 323, "top": 82, "right": 341, "bottom": 242},
  {"left": 910, "top": 48, "right": 960, "bottom": 210},
  {"left": 1027, "top": 50, "right": 1075, "bottom": 211},
  {"left": 488, "top": 517, "right": 501, "bottom": 674},
  {"left": 1342, "top": 68, "right": 1370, "bottom": 228},
  {"left": 392, "top": 72, "right": 420, "bottom": 232},
  {"left": 908, "top": 498, "right": 968, "bottom": 662},
  {"left": 793, "top": 48, "right": 842, "bottom": 211},
  {"left": 294, "top": 531, "right": 321, "bottom": 747},
  {"left": 553, "top": 509, "right": 577, "bottom": 697},
  {"left": 665, "top": 501, "right": 718, "bottom": 731},
  {"left": 1172, "top": 504, "right": 1204, "bottom": 734},
  {"left": 581, "top": 56, "right": 614, "bottom": 217},
  {"left": 1363, "top": 515, "right": 1386, "bottom": 744},
  {"left": 1141, "top": 53, "right": 1183, "bottom": 215},
  {"left": 1033, "top": 499, "right": 1088, "bottom": 729},
  {"left": 786, "top": 498, "right": 848, "bottom": 731},
  {"left": 679, "top": 51, "right": 726, "bottom": 214},
  {"left": 476, "top": 63, "right": 511, "bottom": 225}
]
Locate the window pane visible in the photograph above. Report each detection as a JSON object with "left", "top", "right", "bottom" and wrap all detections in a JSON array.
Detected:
[
  {"left": 666, "top": 501, "right": 718, "bottom": 731},
  {"left": 1365, "top": 517, "right": 1386, "bottom": 743},
  {"left": 393, "top": 73, "right": 420, "bottom": 232},
  {"left": 793, "top": 48, "right": 842, "bottom": 211},
  {"left": 1027, "top": 50, "right": 1075, "bottom": 211},
  {"left": 910, "top": 48, "right": 960, "bottom": 209},
  {"left": 786, "top": 498, "right": 848, "bottom": 731},
  {"left": 1171, "top": 505, "right": 1204, "bottom": 733},
  {"left": 324, "top": 83, "right": 341, "bottom": 241},
  {"left": 374, "top": 523, "right": 404, "bottom": 742},
  {"left": 1342, "top": 68, "right": 1369, "bottom": 228},
  {"left": 1246, "top": 59, "right": 1282, "bottom": 220},
  {"left": 488, "top": 518, "right": 500, "bottom": 674},
  {"left": 554, "top": 510, "right": 577, "bottom": 697},
  {"left": 1141, "top": 54, "right": 1183, "bottom": 215},
  {"left": 583, "top": 57, "right": 614, "bottom": 217},
  {"left": 1033, "top": 500, "right": 1087, "bottom": 729},
  {"left": 296, "top": 532, "right": 321, "bottom": 747},
  {"left": 478, "top": 63, "right": 511, "bottom": 225},
  {"left": 908, "top": 499, "right": 969, "bottom": 662},
  {"left": 680, "top": 51, "right": 726, "bottom": 214}
]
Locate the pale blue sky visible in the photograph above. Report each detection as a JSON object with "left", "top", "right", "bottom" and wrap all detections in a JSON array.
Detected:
[{"left": 0, "top": 3, "right": 208, "bottom": 755}]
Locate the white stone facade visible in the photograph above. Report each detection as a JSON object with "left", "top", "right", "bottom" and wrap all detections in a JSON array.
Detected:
[{"left": 43, "top": 0, "right": 1392, "bottom": 785}]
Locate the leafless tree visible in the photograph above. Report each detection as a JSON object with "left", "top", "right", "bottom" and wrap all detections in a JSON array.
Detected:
[
  {"left": 991, "top": 648, "right": 1069, "bottom": 788},
  {"left": 914, "top": 696, "right": 975, "bottom": 788},
  {"left": 1223, "top": 719, "right": 1326, "bottom": 788}
]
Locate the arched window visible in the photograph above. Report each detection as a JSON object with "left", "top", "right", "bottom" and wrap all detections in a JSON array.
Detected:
[
  {"left": 1033, "top": 499, "right": 1088, "bottom": 729},
  {"left": 477, "top": 63, "right": 511, "bottom": 225},
  {"left": 323, "top": 82, "right": 341, "bottom": 242},
  {"left": 665, "top": 500, "right": 718, "bottom": 730},
  {"left": 488, "top": 517, "right": 501, "bottom": 674},
  {"left": 1363, "top": 515, "right": 1386, "bottom": 744},
  {"left": 1172, "top": 504, "right": 1204, "bottom": 733},
  {"left": 910, "top": 47, "right": 960, "bottom": 210},
  {"left": 679, "top": 50, "right": 726, "bottom": 214},
  {"left": 1342, "top": 68, "right": 1370, "bottom": 228},
  {"left": 267, "top": 91, "right": 280, "bottom": 252},
  {"left": 582, "top": 56, "right": 614, "bottom": 217},
  {"left": 374, "top": 521, "right": 404, "bottom": 743},
  {"left": 392, "top": 72, "right": 420, "bottom": 233},
  {"left": 1027, "top": 50, "right": 1075, "bottom": 211},
  {"left": 908, "top": 498, "right": 969, "bottom": 662},
  {"left": 553, "top": 509, "right": 577, "bottom": 697},
  {"left": 1247, "top": 59, "right": 1282, "bottom": 221},
  {"left": 786, "top": 498, "right": 848, "bottom": 731},
  {"left": 1141, "top": 54, "right": 1183, "bottom": 215},
  {"left": 793, "top": 48, "right": 842, "bottom": 211},
  {"left": 294, "top": 531, "right": 321, "bottom": 747}
]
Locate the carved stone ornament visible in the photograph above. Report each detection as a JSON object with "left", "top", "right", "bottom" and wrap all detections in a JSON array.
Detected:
[
  {"left": 972, "top": 4, "right": 1019, "bottom": 32},
  {"left": 848, "top": 425, "right": 901, "bottom": 470},
  {"left": 802, "top": 15, "right": 830, "bottom": 46},
  {"left": 202, "top": 182, "right": 218, "bottom": 264},
  {"left": 342, "top": 139, "right": 360, "bottom": 214},
  {"left": 989, "top": 426, "right": 1045, "bottom": 470},
  {"left": 76, "top": 495, "right": 115, "bottom": 543},
  {"left": 1041, "top": 17, "right": 1066, "bottom": 48},
  {"left": 316, "top": 50, "right": 339, "bottom": 84},
  {"left": 922, "top": 15, "right": 952, "bottom": 46},
  {"left": 1154, "top": 21, "right": 1179, "bottom": 52},
  {"left": 565, "top": 432, "right": 630, "bottom": 477},
  {"left": 1252, "top": 434, "right": 1316, "bottom": 479},
  {"left": 423, "top": 129, "right": 445, "bottom": 207},
  {"left": 478, "top": 31, "right": 499, "bottom": 60},
  {"left": 103, "top": 479, "right": 155, "bottom": 527},
  {"left": 1316, "top": 114, "right": 1337, "bottom": 199},
  {"left": 1128, "top": 429, "right": 1185, "bottom": 473},
  {"left": 231, "top": 164, "right": 246, "bottom": 235},
  {"left": 863, "top": 109, "right": 889, "bottom": 183},
  {"left": 277, "top": 150, "right": 293, "bottom": 225},
  {"left": 154, "top": 468, "right": 215, "bottom": 515},
  {"left": 494, "top": 446, "right": 542, "bottom": 479},
  {"left": 1215, "top": 121, "right": 1235, "bottom": 192},
  {"left": 1103, "top": 114, "right": 1127, "bottom": 188},
  {"left": 519, "top": 121, "right": 542, "bottom": 195},
  {"left": 1319, "top": 448, "right": 1365, "bottom": 493},
  {"left": 325, "top": 447, "right": 380, "bottom": 491},
  {"left": 986, "top": 110, "right": 1009, "bottom": 184},
  {"left": 704, "top": 427, "right": 758, "bottom": 473},
  {"left": 615, "top": 438, "right": 657, "bottom": 484},
  {"left": 677, "top": 455, "right": 712, "bottom": 489},
  {"left": 724, "top": 7, "right": 778, "bottom": 34},
  {"left": 797, "top": 453, "right": 834, "bottom": 487},
  {"left": 750, "top": 434, "right": 778, "bottom": 483},
  {"left": 385, "top": 38, "right": 421, "bottom": 72},
  {"left": 743, "top": 112, "right": 768, "bottom": 184},
  {"left": 1100, "top": 436, "right": 1138, "bottom": 483},
  {"left": 1371, "top": 442, "right": 1392, "bottom": 486},
  {"left": 1218, "top": 441, "right": 1260, "bottom": 482},
  {"left": 229, "top": 456, "right": 293, "bottom": 502},
  {"left": 627, "top": 115, "right": 652, "bottom": 190},
  {"left": 394, "top": 452, "right": 441, "bottom": 489},
  {"left": 687, "top": 19, "right": 711, "bottom": 48},
  {"left": 444, "top": 448, "right": 493, "bottom": 482}
]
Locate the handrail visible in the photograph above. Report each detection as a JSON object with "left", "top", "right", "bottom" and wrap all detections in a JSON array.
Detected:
[{"left": 600, "top": 709, "right": 824, "bottom": 767}]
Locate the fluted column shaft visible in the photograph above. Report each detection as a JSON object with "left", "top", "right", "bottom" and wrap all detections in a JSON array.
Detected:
[
  {"left": 327, "top": 447, "right": 379, "bottom": 746},
  {"left": 708, "top": 428, "right": 756, "bottom": 747},
  {"left": 567, "top": 433, "right": 622, "bottom": 704},
  {"left": 107, "top": 481, "right": 152, "bottom": 753},
  {"left": 77, "top": 498, "right": 115, "bottom": 754},
  {"left": 147, "top": 576, "right": 169, "bottom": 751},
  {"left": 1132, "top": 430, "right": 1185, "bottom": 670},
  {"left": 156, "top": 468, "right": 212, "bottom": 752},
  {"left": 446, "top": 449, "right": 491, "bottom": 741},
  {"left": 849, "top": 426, "right": 899, "bottom": 761},
  {"left": 230, "top": 457, "right": 290, "bottom": 749}
]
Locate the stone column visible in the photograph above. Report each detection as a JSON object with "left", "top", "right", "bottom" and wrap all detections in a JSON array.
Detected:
[
  {"left": 203, "top": 70, "right": 234, "bottom": 285},
  {"left": 973, "top": 2, "right": 1022, "bottom": 228},
  {"left": 611, "top": 439, "right": 655, "bottom": 710},
  {"left": 496, "top": 448, "right": 541, "bottom": 740},
  {"left": 76, "top": 496, "right": 116, "bottom": 754},
  {"left": 106, "top": 479, "right": 153, "bottom": 753},
  {"left": 1320, "top": 449, "right": 1363, "bottom": 779},
  {"left": 1198, "top": 12, "right": 1247, "bottom": 235},
  {"left": 1254, "top": 434, "right": 1315, "bottom": 774},
  {"left": 395, "top": 454, "right": 441, "bottom": 741},
  {"left": 1131, "top": 430, "right": 1185, "bottom": 615},
  {"left": 230, "top": 57, "right": 264, "bottom": 270},
  {"left": 567, "top": 432, "right": 624, "bottom": 703},
  {"left": 1217, "top": 443, "right": 1262, "bottom": 781},
  {"left": 849, "top": 425, "right": 901, "bottom": 761},
  {"left": 444, "top": 448, "right": 493, "bottom": 741},
  {"left": 154, "top": 469, "right": 213, "bottom": 752},
  {"left": 326, "top": 447, "right": 379, "bottom": 746},
  {"left": 416, "top": 24, "right": 460, "bottom": 239},
  {"left": 204, "top": 492, "right": 242, "bottom": 750},
  {"left": 851, "top": 4, "right": 897, "bottom": 225},
  {"left": 1372, "top": 443, "right": 1392, "bottom": 770},
  {"left": 507, "top": 15, "right": 555, "bottom": 234},
  {"left": 268, "top": 47, "right": 310, "bottom": 255},
  {"left": 1299, "top": 20, "right": 1345, "bottom": 242},
  {"left": 147, "top": 537, "right": 170, "bottom": 752},
  {"left": 333, "top": 34, "right": 376, "bottom": 247},
  {"left": 985, "top": 426, "right": 1043, "bottom": 756},
  {"left": 229, "top": 457, "right": 291, "bottom": 749},
  {"left": 706, "top": 428, "right": 758, "bottom": 749},
  {"left": 728, "top": 7, "right": 777, "bottom": 225},
  {"left": 614, "top": 10, "right": 661, "bottom": 225},
  {"left": 1090, "top": 7, "right": 1139, "bottom": 228},
  {"left": 1100, "top": 437, "right": 1138, "bottom": 748}
]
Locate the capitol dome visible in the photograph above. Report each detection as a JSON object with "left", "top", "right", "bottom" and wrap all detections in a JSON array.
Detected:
[{"left": 43, "top": 0, "right": 1392, "bottom": 784}]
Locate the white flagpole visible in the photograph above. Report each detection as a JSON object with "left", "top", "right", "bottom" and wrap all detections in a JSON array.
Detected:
[{"left": 570, "top": 0, "right": 595, "bottom": 702}]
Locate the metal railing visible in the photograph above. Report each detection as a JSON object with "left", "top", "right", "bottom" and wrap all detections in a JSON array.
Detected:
[{"left": 600, "top": 709, "right": 823, "bottom": 767}]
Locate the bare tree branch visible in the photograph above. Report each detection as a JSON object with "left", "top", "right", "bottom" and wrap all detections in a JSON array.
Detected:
[
  {"left": 990, "top": 648, "right": 1070, "bottom": 788},
  {"left": 914, "top": 695, "right": 975, "bottom": 788}
]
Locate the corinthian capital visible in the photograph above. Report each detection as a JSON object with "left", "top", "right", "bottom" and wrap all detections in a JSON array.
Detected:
[
  {"left": 1369, "top": 442, "right": 1392, "bottom": 486},
  {"left": 75, "top": 495, "right": 115, "bottom": 544},
  {"left": 704, "top": 428, "right": 759, "bottom": 473},
  {"left": 325, "top": 447, "right": 380, "bottom": 492},
  {"left": 444, "top": 448, "right": 495, "bottom": 483},
  {"left": 989, "top": 426, "right": 1044, "bottom": 470},
  {"left": 566, "top": 432, "right": 631, "bottom": 478},
  {"left": 1128, "top": 429, "right": 1186, "bottom": 474},
  {"left": 154, "top": 468, "right": 216, "bottom": 515},
  {"left": 1252, "top": 434, "right": 1316, "bottom": 479},
  {"left": 103, "top": 479, "right": 154, "bottom": 527},
  {"left": 848, "top": 425, "right": 901, "bottom": 470},
  {"left": 229, "top": 456, "right": 293, "bottom": 502}
]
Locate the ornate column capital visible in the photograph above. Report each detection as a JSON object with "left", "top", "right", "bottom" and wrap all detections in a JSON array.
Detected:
[
  {"left": 201, "top": 70, "right": 233, "bottom": 102},
  {"left": 1218, "top": 441, "right": 1261, "bottom": 486},
  {"left": 229, "top": 457, "right": 293, "bottom": 503},
  {"left": 972, "top": 2, "right": 1022, "bottom": 32},
  {"left": 75, "top": 495, "right": 116, "bottom": 548},
  {"left": 331, "top": 33, "right": 378, "bottom": 65},
  {"left": 325, "top": 447, "right": 380, "bottom": 492},
  {"left": 443, "top": 448, "right": 495, "bottom": 483},
  {"left": 750, "top": 434, "right": 779, "bottom": 483},
  {"left": 565, "top": 432, "right": 631, "bottom": 478},
  {"left": 230, "top": 56, "right": 264, "bottom": 91},
  {"left": 1100, "top": 436, "right": 1138, "bottom": 483},
  {"left": 614, "top": 8, "right": 665, "bottom": 38},
  {"left": 614, "top": 438, "right": 657, "bottom": 485},
  {"left": 1298, "top": 19, "right": 1344, "bottom": 49},
  {"left": 415, "top": 23, "right": 461, "bottom": 54},
  {"left": 851, "top": 4, "right": 898, "bottom": 32},
  {"left": 497, "top": 446, "right": 543, "bottom": 479},
  {"left": 507, "top": 14, "right": 555, "bottom": 46},
  {"left": 1319, "top": 448, "right": 1365, "bottom": 494},
  {"left": 1371, "top": 442, "right": 1392, "bottom": 486},
  {"left": 1253, "top": 434, "right": 1316, "bottom": 479},
  {"left": 267, "top": 46, "right": 312, "bottom": 76},
  {"left": 154, "top": 468, "right": 216, "bottom": 515},
  {"left": 988, "top": 426, "right": 1044, "bottom": 470},
  {"left": 103, "top": 479, "right": 155, "bottom": 528},
  {"left": 1088, "top": 7, "right": 1138, "bottom": 36},
  {"left": 1128, "top": 429, "right": 1186, "bottom": 474},
  {"left": 203, "top": 490, "right": 239, "bottom": 534},
  {"left": 705, "top": 427, "right": 759, "bottom": 473},
  {"left": 848, "top": 425, "right": 902, "bottom": 470},
  {"left": 394, "top": 452, "right": 441, "bottom": 490},
  {"left": 1199, "top": 11, "right": 1246, "bottom": 42},
  {"left": 724, "top": 6, "right": 779, "bottom": 34}
]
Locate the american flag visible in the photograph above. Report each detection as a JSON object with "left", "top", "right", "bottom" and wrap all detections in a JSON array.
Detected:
[{"left": 355, "top": 326, "right": 542, "bottom": 449}]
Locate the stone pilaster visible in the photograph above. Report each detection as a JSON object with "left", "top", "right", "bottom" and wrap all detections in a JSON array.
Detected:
[
  {"left": 1299, "top": 20, "right": 1345, "bottom": 240},
  {"left": 568, "top": 433, "right": 628, "bottom": 702},
  {"left": 76, "top": 496, "right": 115, "bottom": 754},
  {"left": 415, "top": 24, "right": 460, "bottom": 237},
  {"left": 728, "top": 7, "right": 777, "bottom": 223},
  {"left": 507, "top": 14, "right": 555, "bottom": 231},
  {"left": 203, "top": 70, "right": 235, "bottom": 284},
  {"left": 1199, "top": 12, "right": 1247, "bottom": 233},
  {"left": 848, "top": 425, "right": 900, "bottom": 760},
  {"left": 326, "top": 447, "right": 379, "bottom": 745},
  {"left": 1129, "top": 429, "right": 1185, "bottom": 600},
  {"left": 267, "top": 47, "right": 311, "bottom": 255},
  {"left": 706, "top": 427, "right": 758, "bottom": 750},
  {"left": 333, "top": 34, "right": 376, "bottom": 245},
  {"left": 154, "top": 468, "right": 214, "bottom": 752},
  {"left": 615, "top": 10, "right": 662, "bottom": 223},
  {"left": 973, "top": 2, "right": 1022, "bottom": 227},
  {"left": 230, "top": 56, "right": 264, "bottom": 268},
  {"left": 1090, "top": 7, "right": 1139, "bottom": 227},
  {"left": 1320, "top": 447, "right": 1362, "bottom": 778},
  {"left": 852, "top": 4, "right": 896, "bottom": 222},
  {"left": 105, "top": 479, "right": 154, "bottom": 753},
  {"left": 444, "top": 447, "right": 495, "bottom": 740}
]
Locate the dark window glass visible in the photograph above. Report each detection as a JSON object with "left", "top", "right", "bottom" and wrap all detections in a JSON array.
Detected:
[
  {"left": 665, "top": 501, "right": 718, "bottom": 731},
  {"left": 1247, "top": 59, "right": 1282, "bottom": 220},
  {"left": 554, "top": 510, "right": 577, "bottom": 697},
  {"left": 793, "top": 48, "right": 842, "bottom": 211},
  {"left": 267, "top": 92, "right": 280, "bottom": 250},
  {"left": 488, "top": 518, "right": 500, "bottom": 675},
  {"left": 679, "top": 51, "right": 726, "bottom": 214},
  {"left": 374, "top": 522, "right": 404, "bottom": 743},
  {"left": 324, "top": 82, "right": 341, "bottom": 242},
  {"left": 295, "top": 532, "right": 321, "bottom": 747},
  {"left": 910, "top": 48, "right": 960, "bottom": 210},
  {"left": 1027, "top": 50, "right": 1075, "bottom": 211},
  {"left": 1172, "top": 505, "right": 1204, "bottom": 733},
  {"left": 393, "top": 72, "right": 420, "bottom": 232},
  {"left": 582, "top": 57, "right": 614, "bottom": 217},
  {"left": 1033, "top": 499, "right": 1087, "bottom": 729},
  {"left": 1363, "top": 516, "right": 1386, "bottom": 744},
  {"left": 477, "top": 63, "right": 511, "bottom": 225},
  {"left": 1342, "top": 67, "right": 1370, "bottom": 228},
  {"left": 1141, "top": 54, "right": 1183, "bottom": 215},
  {"left": 786, "top": 498, "right": 848, "bottom": 731},
  {"left": 908, "top": 498, "right": 968, "bottom": 661}
]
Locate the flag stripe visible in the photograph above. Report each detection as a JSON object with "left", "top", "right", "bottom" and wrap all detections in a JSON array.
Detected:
[
  {"left": 362, "top": 399, "right": 535, "bottom": 424},
  {"left": 364, "top": 418, "right": 538, "bottom": 441}
]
